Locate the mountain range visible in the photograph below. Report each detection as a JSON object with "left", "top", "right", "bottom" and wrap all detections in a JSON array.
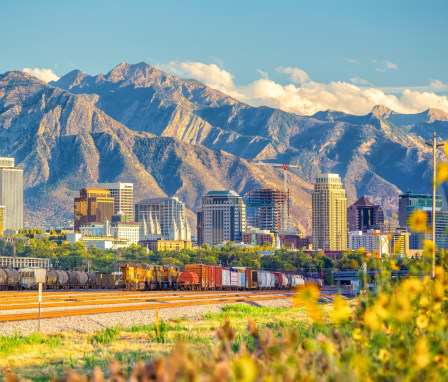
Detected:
[{"left": 1, "top": 61, "right": 447, "bottom": 234}]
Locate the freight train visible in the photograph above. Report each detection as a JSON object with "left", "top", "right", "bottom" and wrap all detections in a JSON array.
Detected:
[
  {"left": 120, "top": 263, "right": 323, "bottom": 291},
  {"left": 0, "top": 267, "right": 120, "bottom": 290}
]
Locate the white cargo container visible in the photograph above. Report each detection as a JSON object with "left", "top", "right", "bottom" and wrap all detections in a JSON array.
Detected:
[
  {"left": 222, "top": 268, "right": 231, "bottom": 288},
  {"left": 230, "top": 269, "right": 238, "bottom": 287},
  {"left": 282, "top": 273, "right": 289, "bottom": 288}
]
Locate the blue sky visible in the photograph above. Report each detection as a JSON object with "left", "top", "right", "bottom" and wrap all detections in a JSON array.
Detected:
[{"left": 1, "top": 0, "right": 447, "bottom": 115}]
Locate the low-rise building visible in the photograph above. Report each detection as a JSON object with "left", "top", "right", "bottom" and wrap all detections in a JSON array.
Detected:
[
  {"left": 348, "top": 230, "right": 389, "bottom": 254},
  {"left": 242, "top": 229, "right": 275, "bottom": 247},
  {"left": 138, "top": 239, "right": 192, "bottom": 252}
]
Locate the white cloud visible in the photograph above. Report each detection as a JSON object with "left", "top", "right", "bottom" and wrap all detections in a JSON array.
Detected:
[
  {"left": 429, "top": 79, "right": 447, "bottom": 90},
  {"left": 384, "top": 61, "right": 398, "bottom": 70},
  {"left": 159, "top": 61, "right": 448, "bottom": 115},
  {"left": 350, "top": 77, "right": 373, "bottom": 86},
  {"left": 276, "top": 66, "right": 310, "bottom": 84},
  {"left": 22, "top": 67, "right": 60, "bottom": 82},
  {"left": 345, "top": 58, "right": 360, "bottom": 64}
]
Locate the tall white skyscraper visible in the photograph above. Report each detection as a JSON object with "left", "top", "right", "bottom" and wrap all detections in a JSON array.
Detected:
[
  {"left": 197, "top": 190, "right": 246, "bottom": 246},
  {"left": 89, "top": 182, "right": 134, "bottom": 221},
  {"left": 0, "top": 157, "right": 23, "bottom": 230},
  {"left": 135, "top": 197, "right": 191, "bottom": 241},
  {"left": 312, "top": 174, "right": 347, "bottom": 251}
]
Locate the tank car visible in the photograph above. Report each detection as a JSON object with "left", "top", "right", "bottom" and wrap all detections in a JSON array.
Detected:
[{"left": 0, "top": 268, "right": 20, "bottom": 290}]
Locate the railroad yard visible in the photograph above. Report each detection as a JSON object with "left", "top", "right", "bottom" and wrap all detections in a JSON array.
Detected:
[
  {"left": 0, "top": 289, "right": 294, "bottom": 335},
  {"left": 0, "top": 288, "right": 346, "bottom": 335}
]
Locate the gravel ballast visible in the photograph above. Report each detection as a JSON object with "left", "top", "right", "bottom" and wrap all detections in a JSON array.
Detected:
[{"left": 0, "top": 297, "right": 293, "bottom": 336}]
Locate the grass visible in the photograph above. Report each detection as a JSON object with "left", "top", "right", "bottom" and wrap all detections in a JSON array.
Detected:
[{"left": 0, "top": 302, "right": 307, "bottom": 381}]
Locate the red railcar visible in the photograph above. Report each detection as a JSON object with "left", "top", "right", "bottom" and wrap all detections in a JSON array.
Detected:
[
  {"left": 208, "top": 265, "right": 216, "bottom": 289},
  {"left": 178, "top": 271, "right": 200, "bottom": 289},
  {"left": 274, "top": 272, "right": 283, "bottom": 289},
  {"left": 245, "top": 268, "right": 252, "bottom": 289},
  {"left": 214, "top": 266, "right": 222, "bottom": 289},
  {"left": 184, "top": 264, "right": 209, "bottom": 289}
]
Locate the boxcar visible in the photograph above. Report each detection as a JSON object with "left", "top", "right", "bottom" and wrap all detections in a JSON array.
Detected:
[
  {"left": 19, "top": 268, "right": 47, "bottom": 289},
  {"left": 230, "top": 268, "right": 238, "bottom": 289},
  {"left": 214, "top": 266, "right": 223, "bottom": 290},
  {"left": 222, "top": 267, "right": 230, "bottom": 289},
  {"left": 184, "top": 264, "right": 210, "bottom": 289}
]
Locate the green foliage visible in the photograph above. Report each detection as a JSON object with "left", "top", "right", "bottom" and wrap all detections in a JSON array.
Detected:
[{"left": 89, "top": 326, "right": 121, "bottom": 345}]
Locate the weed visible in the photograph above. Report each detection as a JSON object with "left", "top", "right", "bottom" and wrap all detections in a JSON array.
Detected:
[{"left": 89, "top": 326, "right": 121, "bottom": 345}]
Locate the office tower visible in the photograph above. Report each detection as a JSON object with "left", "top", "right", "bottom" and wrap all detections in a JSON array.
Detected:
[
  {"left": 0, "top": 206, "right": 5, "bottom": 235},
  {"left": 348, "top": 230, "right": 389, "bottom": 254},
  {"left": 198, "top": 190, "right": 246, "bottom": 246},
  {"left": 135, "top": 197, "right": 191, "bottom": 241},
  {"left": 398, "top": 192, "right": 442, "bottom": 227},
  {"left": 0, "top": 157, "right": 23, "bottom": 230},
  {"left": 312, "top": 174, "right": 347, "bottom": 251},
  {"left": 89, "top": 182, "right": 134, "bottom": 221},
  {"left": 74, "top": 188, "right": 114, "bottom": 232},
  {"left": 196, "top": 207, "right": 204, "bottom": 245},
  {"left": 347, "top": 196, "right": 385, "bottom": 232},
  {"left": 245, "top": 188, "right": 290, "bottom": 232}
]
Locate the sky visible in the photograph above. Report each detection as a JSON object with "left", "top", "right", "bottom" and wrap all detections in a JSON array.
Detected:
[{"left": 1, "top": 0, "right": 448, "bottom": 115}]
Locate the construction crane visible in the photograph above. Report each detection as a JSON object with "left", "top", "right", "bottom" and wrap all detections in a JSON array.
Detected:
[{"left": 253, "top": 162, "right": 300, "bottom": 192}]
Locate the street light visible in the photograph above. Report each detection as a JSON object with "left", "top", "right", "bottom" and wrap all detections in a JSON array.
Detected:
[{"left": 425, "top": 131, "right": 444, "bottom": 279}]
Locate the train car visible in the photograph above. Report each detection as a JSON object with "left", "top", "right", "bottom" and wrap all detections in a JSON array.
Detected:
[
  {"left": 45, "top": 270, "right": 59, "bottom": 289},
  {"left": 19, "top": 268, "right": 47, "bottom": 289},
  {"left": 222, "top": 267, "right": 230, "bottom": 290},
  {"left": 120, "top": 263, "right": 150, "bottom": 290},
  {"left": 230, "top": 268, "right": 238, "bottom": 289},
  {"left": 250, "top": 270, "right": 258, "bottom": 289},
  {"left": 178, "top": 271, "right": 200, "bottom": 290},
  {"left": 158, "top": 265, "right": 180, "bottom": 290},
  {"left": 184, "top": 264, "right": 210, "bottom": 289},
  {"left": 55, "top": 270, "right": 69, "bottom": 289},
  {"left": 214, "top": 266, "right": 222, "bottom": 290},
  {"left": 282, "top": 273, "right": 289, "bottom": 289},
  {"left": 0, "top": 268, "right": 20, "bottom": 290},
  {"left": 86, "top": 272, "right": 97, "bottom": 289}
]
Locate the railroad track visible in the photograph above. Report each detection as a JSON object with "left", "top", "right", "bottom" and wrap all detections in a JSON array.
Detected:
[
  {"left": 0, "top": 293, "right": 295, "bottom": 322},
  {"left": 0, "top": 290, "right": 294, "bottom": 310}
]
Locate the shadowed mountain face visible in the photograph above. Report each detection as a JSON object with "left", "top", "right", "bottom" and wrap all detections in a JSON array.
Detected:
[
  {"left": 51, "top": 62, "right": 448, "bottom": 217},
  {"left": 0, "top": 71, "right": 313, "bottom": 232}
]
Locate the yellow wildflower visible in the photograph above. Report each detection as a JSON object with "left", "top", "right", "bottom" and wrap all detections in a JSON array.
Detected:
[
  {"left": 435, "top": 266, "right": 444, "bottom": 279},
  {"left": 413, "top": 337, "right": 431, "bottom": 369},
  {"left": 433, "top": 280, "right": 445, "bottom": 302},
  {"left": 330, "top": 295, "right": 352, "bottom": 324},
  {"left": 364, "top": 306, "right": 382, "bottom": 332},
  {"left": 423, "top": 240, "right": 436, "bottom": 259},
  {"left": 434, "top": 354, "right": 445, "bottom": 366},
  {"left": 394, "top": 296, "right": 413, "bottom": 323},
  {"left": 352, "top": 328, "right": 363, "bottom": 341},
  {"left": 232, "top": 355, "right": 257, "bottom": 382},
  {"left": 400, "top": 278, "right": 423, "bottom": 299},
  {"left": 437, "top": 162, "right": 448, "bottom": 184},
  {"left": 294, "top": 283, "right": 322, "bottom": 323},
  {"left": 416, "top": 314, "right": 429, "bottom": 329},
  {"left": 390, "top": 259, "right": 400, "bottom": 271},
  {"left": 408, "top": 210, "right": 427, "bottom": 232},
  {"left": 378, "top": 349, "right": 390, "bottom": 363}
]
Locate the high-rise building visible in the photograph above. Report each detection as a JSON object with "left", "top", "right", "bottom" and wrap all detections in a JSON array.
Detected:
[
  {"left": 0, "top": 205, "right": 5, "bottom": 235},
  {"left": 135, "top": 197, "right": 191, "bottom": 242},
  {"left": 312, "top": 174, "right": 347, "bottom": 251},
  {"left": 197, "top": 190, "right": 246, "bottom": 246},
  {"left": 245, "top": 188, "right": 290, "bottom": 232},
  {"left": 89, "top": 182, "right": 134, "bottom": 221},
  {"left": 74, "top": 188, "right": 114, "bottom": 232},
  {"left": 398, "top": 192, "right": 442, "bottom": 227},
  {"left": 347, "top": 196, "right": 385, "bottom": 232},
  {"left": 0, "top": 157, "right": 23, "bottom": 230}
]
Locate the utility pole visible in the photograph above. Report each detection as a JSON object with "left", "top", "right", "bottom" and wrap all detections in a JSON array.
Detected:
[{"left": 425, "top": 131, "right": 444, "bottom": 279}]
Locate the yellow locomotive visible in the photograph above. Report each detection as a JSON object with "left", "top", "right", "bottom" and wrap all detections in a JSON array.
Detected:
[{"left": 120, "top": 263, "right": 180, "bottom": 291}]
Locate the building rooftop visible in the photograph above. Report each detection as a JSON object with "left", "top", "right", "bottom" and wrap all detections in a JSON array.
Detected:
[
  {"left": 138, "top": 197, "right": 181, "bottom": 204},
  {"left": 350, "top": 196, "right": 374, "bottom": 207},
  {"left": 205, "top": 190, "right": 239, "bottom": 196}
]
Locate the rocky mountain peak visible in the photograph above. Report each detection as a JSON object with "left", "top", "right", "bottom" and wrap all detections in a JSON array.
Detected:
[
  {"left": 426, "top": 108, "right": 448, "bottom": 122},
  {"left": 370, "top": 104, "right": 396, "bottom": 118},
  {"left": 50, "top": 69, "right": 88, "bottom": 90}
]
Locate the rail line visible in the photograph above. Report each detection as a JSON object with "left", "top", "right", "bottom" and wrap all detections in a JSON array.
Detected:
[
  {"left": 0, "top": 294, "right": 295, "bottom": 322},
  {"left": 0, "top": 290, "right": 294, "bottom": 310}
]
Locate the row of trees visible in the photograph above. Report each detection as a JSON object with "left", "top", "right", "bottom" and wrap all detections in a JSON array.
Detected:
[{"left": 0, "top": 236, "right": 443, "bottom": 274}]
